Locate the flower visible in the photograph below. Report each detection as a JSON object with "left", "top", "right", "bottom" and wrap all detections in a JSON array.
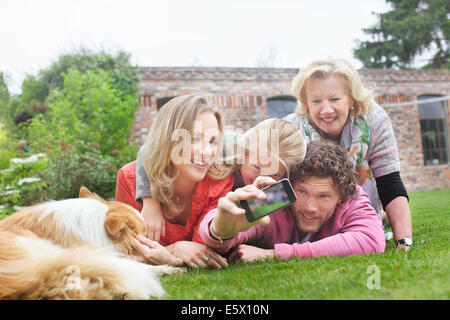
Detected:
[
  {"left": 59, "top": 141, "right": 68, "bottom": 152},
  {"left": 18, "top": 177, "right": 42, "bottom": 185},
  {"left": 0, "top": 189, "right": 20, "bottom": 196},
  {"left": 10, "top": 153, "right": 46, "bottom": 164},
  {"left": 89, "top": 142, "right": 99, "bottom": 148},
  {"left": 111, "top": 149, "right": 121, "bottom": 156}
]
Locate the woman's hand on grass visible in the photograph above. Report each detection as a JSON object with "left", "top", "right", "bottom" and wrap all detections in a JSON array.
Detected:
[
  {"left": 167, "top": 241, "right": 228, "bottom": 270},
  {"left": 131, "top": 234, "right": 183, "bottom": 266}
]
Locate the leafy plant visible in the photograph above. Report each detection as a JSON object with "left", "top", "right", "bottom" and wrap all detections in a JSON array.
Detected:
[
  {"left": 38, "top": 140, "right": 135, "bottom": 200},
  {"left": 26, "top": 67, "right": 140, "bottom": 200},
  {"left": 0, "top": 154, "right": 48, "bottom": 218},
  {"left": 0, "top": 49, "right": 140, "bottom": 212},
  {"left": 3, "top": 48, "right": 139, "bottom": 134},
  {"left": 27, "top": 68, "right": 138, "bottom": 154}
]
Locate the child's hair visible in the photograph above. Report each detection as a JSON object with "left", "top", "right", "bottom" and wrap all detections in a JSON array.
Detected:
[
  {"left": 292, "top": 58, "right": 374, "bottom": 119},
  {"left": 290, "top": 140, "right": 358, "bottom": 202},
  {"left": 141, "top": 94, "right": 224, "bottom": 217},
  {"left": 211, "top": 118, "right": 307, "bottom": 180}
]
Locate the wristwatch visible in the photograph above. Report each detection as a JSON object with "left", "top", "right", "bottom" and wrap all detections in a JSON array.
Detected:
[{"left": 395, "top": 238, "right": 413, "bottom": 246}]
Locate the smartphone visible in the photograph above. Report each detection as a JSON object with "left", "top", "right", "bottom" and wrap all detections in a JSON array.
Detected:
[{"left": 240, "top": 178, "right": 297, "bottom": 222}]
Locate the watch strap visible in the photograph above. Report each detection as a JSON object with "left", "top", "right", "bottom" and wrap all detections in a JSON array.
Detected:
[{"left": 395, "top": 238, "right": 413, "bottom": 246}]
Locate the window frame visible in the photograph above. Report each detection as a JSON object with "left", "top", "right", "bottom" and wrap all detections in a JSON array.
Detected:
[{"left": 418, "top": 95, "right": 449, "bottom": 166}]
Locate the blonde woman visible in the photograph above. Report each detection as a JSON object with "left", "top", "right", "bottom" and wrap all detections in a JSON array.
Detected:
[
  {"left": 134, "top": 118, "right": 306, "bottom": 245},
  {"left": 284, "top": 57, "right": 412, "bottom": 250},
  {"left": 116, "top": 94, "right": 232, "bottom": 269}
]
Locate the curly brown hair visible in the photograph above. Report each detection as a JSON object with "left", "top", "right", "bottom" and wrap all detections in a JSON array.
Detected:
[{"left": 290, "top": 140, "right": 358, "bottom": 202}]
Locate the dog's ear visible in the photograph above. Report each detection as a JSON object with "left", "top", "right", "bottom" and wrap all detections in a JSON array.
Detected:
[
  {"left": 79, "top": 186, "right": 94, "bottom": 198},
  {"left": 79, "top": 186, "right": 104, "bottom": 202},
  {"left": 104, "top": 211, "right": 128, "bottom": 242},
  {"left": 104, "top": 204, "right": 147, "bottom": 253}
]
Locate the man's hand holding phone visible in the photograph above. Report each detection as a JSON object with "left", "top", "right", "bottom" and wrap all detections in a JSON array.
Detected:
[{"left": 210, "top": 176, "right": 277, "bottom": 241}]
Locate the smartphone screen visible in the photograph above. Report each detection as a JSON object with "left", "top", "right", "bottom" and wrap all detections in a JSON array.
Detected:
[{"left": 241, "top": 178, "right": 297, "bottom": 222}]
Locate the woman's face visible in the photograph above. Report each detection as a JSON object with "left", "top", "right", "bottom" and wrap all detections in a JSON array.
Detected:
[
  {"left": 305, "top": 75, "right": 353, "bottom": 139},
  {"left": 172, "top": 111, "right": 220, "bottom": 183}
]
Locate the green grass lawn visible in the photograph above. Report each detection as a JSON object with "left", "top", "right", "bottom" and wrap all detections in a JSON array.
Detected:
[{"left": 160, "top": 188, "right": 450, "bottom": 300}]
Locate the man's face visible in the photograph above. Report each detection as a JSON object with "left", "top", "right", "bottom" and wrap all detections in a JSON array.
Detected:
[{"left": 291, "top": 176, "right": 342, "bottom": 235}]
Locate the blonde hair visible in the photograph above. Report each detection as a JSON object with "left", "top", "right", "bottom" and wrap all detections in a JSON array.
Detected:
[
  {"left": 211, "top": 118, "right": 307, "bottom": 180},
  {"left": 292, "top": 58, "right": 374, "bottom": 119},
  {"left": 142, "top": 94, "right": 224, "bottom": 217}
]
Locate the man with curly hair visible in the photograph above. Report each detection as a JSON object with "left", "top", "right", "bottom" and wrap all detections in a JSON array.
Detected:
[{"left": 198, "top": 140, "right": 386, "bottom": 262}]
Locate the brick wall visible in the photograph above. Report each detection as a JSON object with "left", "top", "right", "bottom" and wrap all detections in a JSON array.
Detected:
[{"left": 133, "top": 67, "right": 450, "bottom": 191}]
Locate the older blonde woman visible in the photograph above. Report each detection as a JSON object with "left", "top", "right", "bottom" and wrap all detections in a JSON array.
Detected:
[{"left": 284, "top": 58, "right": 412, "bottom": 250}]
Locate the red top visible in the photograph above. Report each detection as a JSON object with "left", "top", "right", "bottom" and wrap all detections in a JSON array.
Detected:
[{"left": 115, "top": 161, "right": 234, "bottom": 246}]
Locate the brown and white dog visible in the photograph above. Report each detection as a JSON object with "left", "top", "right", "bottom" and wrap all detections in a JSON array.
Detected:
[{"left": 0, "top": 187, "right": 183, "bottom": 300}]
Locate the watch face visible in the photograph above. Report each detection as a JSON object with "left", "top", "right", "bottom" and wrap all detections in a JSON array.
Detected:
[
  {"left": 398, "top": 238, "right": 413, "bottom": 246},
  {"left": 404, "top": 238, "right": 413, "bottom": 246}
]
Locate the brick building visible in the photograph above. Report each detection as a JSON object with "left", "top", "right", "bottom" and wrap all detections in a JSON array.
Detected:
[{"left": 133, "top": 67, "right": 450, "bottom": 192}]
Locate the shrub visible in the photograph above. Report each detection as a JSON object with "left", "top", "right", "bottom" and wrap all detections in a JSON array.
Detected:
[
  {"left": 38, "top": 140, "right": 137, "bottom": 200},
  {"left": 0, "top": 154, "right": 48, "bottom": 218},
  {"left": 21, "top": 68, "right": 139, "bottom": 200},
  {"left": 0, "top": 62, "right": 139, "bottom": 211},
  {"left": 0, "top": 122, "right": 18, "bottom": 169},
  {"left": 27, "top": 68, "right": 138, "bottom": 154},
  {"left": 2, "top": 49, "right": 139, "bottom": 133}
]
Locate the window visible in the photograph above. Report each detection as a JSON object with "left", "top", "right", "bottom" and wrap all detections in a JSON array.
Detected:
[
  {"left": 140, "top": 95, "right": 152, "bottom": 107},
  {"left": 418, "top": 95, "right": 448, "bottom": 165},
  {"left": 267, "top": 95, "right": 297, "bottom": 119},
  {"left": 157, "top": 96, "right": 176, "bottom": 110}
]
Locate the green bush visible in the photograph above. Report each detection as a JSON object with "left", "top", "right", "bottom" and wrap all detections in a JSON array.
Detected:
[
  {"left": 2, "top": 49, "right": 139, "bottom": 133},
  {"left": 0, "top": 154, "right": 48, "bottom": 218},
  {"left": 0, "top": 138, "right": 137, "bottom": 219},
  {"left": 38, "top": 140, "right": 136, "bottom": 200},
  {"left": 0, "top": 55, "right": 139, "bottom": 212},
  {"left": 0, "top": 122, "right": 18, "bottom": 169},
  {"left": 24, "top": 68, "right": 139, "bottom": 200},
  {"left": 28, "top": 68, "right": 138, "bottom": 154}
]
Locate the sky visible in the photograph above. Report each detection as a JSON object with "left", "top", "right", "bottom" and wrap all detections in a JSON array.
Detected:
[{"left": 0, "top": 0, "right": 391, "bottom": 94}]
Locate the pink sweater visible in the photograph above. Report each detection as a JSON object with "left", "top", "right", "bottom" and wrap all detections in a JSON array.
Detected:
[{"left": 199, "top": 185, "right": 385, "bottom": 259}]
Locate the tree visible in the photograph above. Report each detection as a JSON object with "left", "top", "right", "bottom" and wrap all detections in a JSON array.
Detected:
[
  {"left": 7, "top": 48, "right": 139, "bottom": 129},
  {"left": 0, "top": 72, "right": 9, "bottom": 105},
  {"left": 26, "top": 68, "right": 139, "bottom": 199},
  {"left": 0, "top": 49, "right": 140, "bottom": 202},
  {"left": 354, "top": 0, "right": 449, "bottom": 69},
  {"left": 28, "top": 68, "right": 137, "bottom": 154},
  {"left": 39, "top": 48, "right": 139, "bottom": 100},
  {"left": 0, "top": 72, "right": 10, "bottom": 122}
]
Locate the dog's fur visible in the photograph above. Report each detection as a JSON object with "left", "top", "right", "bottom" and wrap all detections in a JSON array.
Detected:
[{"left": 0, "top": 187, "right": 183, "bottom": 300}]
